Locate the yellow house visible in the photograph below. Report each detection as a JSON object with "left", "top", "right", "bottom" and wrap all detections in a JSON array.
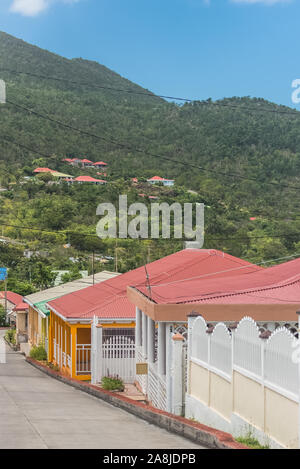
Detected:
[
  {"left": 47, "top": 297, "right": 136, "bottom": 381},
  {"left": 24, "top": 271, "right": 120, "bottom": 356}
]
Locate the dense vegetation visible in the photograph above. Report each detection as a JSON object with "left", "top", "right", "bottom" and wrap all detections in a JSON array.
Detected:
[{"left": 0, "top": 30, "right": 300, "bottom": 294}]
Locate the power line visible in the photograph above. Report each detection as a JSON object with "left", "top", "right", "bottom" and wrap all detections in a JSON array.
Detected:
[
  {"left": 2, "top": 67, "right": 300, "bottom": 116},
  {"left": 1, "top": 221, "right": 300, "bottom": 243},
  {"left": 5, "top": 99, "right": 300, "bottom": 192},
  {"left": 3, "top": 134, "right": 300, "bottom": 222}
]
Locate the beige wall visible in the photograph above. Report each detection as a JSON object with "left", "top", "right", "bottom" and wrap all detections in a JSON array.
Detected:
[
  {"left": 189, "top": 361, "right": 209, "bottom": 405},
  {"left": 265, "top": 387, "right": 298, "bottom": 448},
  {"left": 188, "top": 359, "right": 298, "bottom": 449},
  {"left": 233, "top": 371, "right": 264, "bottom": 431},
  {"left": 210, "top": 372, "right": 231, "bottom": 421}
]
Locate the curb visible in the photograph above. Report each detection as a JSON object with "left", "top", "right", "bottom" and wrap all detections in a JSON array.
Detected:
[{"left": 26, "top": 357, "right": 248, "bottom": 450}]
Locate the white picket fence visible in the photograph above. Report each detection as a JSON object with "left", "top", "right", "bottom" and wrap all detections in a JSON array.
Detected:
[
  {"left": 102, "top": 336, "right": 135, "bottom": 383},
  {"left": 190, "top": 315, "right": 298, "bottom": 396},
  {"left": 91, "top": 318, "right": 136, "bottom": 384},
  {"left": 187, "top": 315, "right": 300, "bottom": 448}
]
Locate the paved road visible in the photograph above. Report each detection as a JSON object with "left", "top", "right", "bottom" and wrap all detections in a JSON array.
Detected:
[{"left": 0, "top": 331, "right": 204, "bottom": 449}]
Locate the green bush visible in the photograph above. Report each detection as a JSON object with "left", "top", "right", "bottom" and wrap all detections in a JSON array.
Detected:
[
  {"left": 0, "top": 305, "right": 8, "bottom": 327},
  {"left": 5, "top": 328, "right": 16, "bottom": 345},
  {"left": 101, "top": 376, "right": 125, "bottom": 392},
  {"left": 29, "top": 345, "right": 47, "bottom": 361}
]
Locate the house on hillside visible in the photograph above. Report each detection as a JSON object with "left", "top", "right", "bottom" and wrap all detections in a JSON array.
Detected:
[
  {"left": 23, "top": 271, "right": 119, "bottom": 358},
  {"left": 51, "top": 171, "right": 74, "bottom": 181},
  {"left": 62, "top": 158, "right": 82, "bottom": 166},
  {"left": 33, "top": 168, "right": 54, "bottom": 174},
  {"left": 46, "top": 249, "right": 262, "bottom": 382},
  {"left": 147, "top": 176, "right": 175, "bottom": 186},
  {"left": 93, "top": 161, "right": 108, "bottom": 169},
  {"left": 73, "top": 176, "right": 107, "bottom": 185},
  {"left": 81, "top": 159, "right": 94, "bottom": 168}
]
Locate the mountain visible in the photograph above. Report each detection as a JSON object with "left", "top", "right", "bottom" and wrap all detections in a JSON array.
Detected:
[{"left": 1, "top": 30, "right": 300, "bottom": 269}]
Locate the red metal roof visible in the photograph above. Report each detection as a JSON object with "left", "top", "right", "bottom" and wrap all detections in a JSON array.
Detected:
[
  {"left": 135, "top": 256, "right": 300, "bottom": 306},
  {"left": 48, "top": 249, "right": 262, "bottom": 320},
  {"left": 81, "top": 159, "right": 93, "bottom": 163},
  {"left": 13, "top": 301, "right": 29, "bottom": 312},
  {"left": 147, "top": 176, "right": 174, "bottom": 181},
  {"left": 93, "top": 161, "right": 107, "bottom": 166},
  {"left": 0, "top": 291, "right": 24, "bottom": 306},
  {"left": 33, "top": 168, "right": 54, "bottom": 173},
  {"left": 74, "top": 176, "right": 106, "bottom": 183}
]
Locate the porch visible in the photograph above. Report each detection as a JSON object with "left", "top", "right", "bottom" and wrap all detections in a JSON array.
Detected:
[
  {"left": 135, "top": 307, "right": 187, "bottom": 414},
  {"left": 49, "top": 311, "right": 91, "bottom": 380}
]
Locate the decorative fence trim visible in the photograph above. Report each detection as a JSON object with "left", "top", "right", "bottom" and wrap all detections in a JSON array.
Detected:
[
  {"left": 191, "top": 315, "right": 208, "bottom": 363},
  {"left": 234, "top": 316, "right": 261, "bottom": 377},
  {"left": 210, "top": 322, "right": 232, "bottom": 377},
  {"left": 190, "top": 315, "right": 299, "bottom": 398},
  {"left": 264, "top": 326, "right": 298, "bottom": 397}
]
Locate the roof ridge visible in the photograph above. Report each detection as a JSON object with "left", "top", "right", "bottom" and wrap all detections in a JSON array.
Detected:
[{"left": 176, "top": 274, "right": 300, "bottom": 304}]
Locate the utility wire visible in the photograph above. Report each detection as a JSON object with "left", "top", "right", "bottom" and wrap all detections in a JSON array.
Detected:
[
  {"left": 2, "top": 135, "right": 300, "bottom": 221},
  {"left": 1, "top": 221, "right": 300, "bottom": 243},
  {"left": 2, "top": 67, "right": 300, "bottom": 116},
  {"left": 5, "top": 99, "right": 300, "bottom": 192}
]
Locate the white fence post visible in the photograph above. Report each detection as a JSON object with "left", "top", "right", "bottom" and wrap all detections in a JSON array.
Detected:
[
  {"left": 171, "top": 333, "right": 184, "bottom": 416},
  {"left": 91, "top": 316, "right": 103, "bottom": 385},
  {"left": 187, "top": 312, "right": 201, "bottom": 393},
  {"left": 91, "top": 316, "right": 97, "bottom": 384},
  {"left": 166, "top": 323, "right": 172, "bottom": 413}
]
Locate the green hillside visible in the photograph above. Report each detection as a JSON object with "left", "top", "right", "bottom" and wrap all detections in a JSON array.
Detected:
[{"left": 0, "top": 30, "right": 300, "bottom": 294}]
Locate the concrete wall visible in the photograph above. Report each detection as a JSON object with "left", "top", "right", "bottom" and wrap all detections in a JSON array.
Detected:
[{"left": 186, "top": 359, "right": 298, "bottom": 449}]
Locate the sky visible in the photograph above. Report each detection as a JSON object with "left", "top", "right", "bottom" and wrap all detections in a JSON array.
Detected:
[{"left": 0, "top": 0, "right": 299, "bottom": 107}]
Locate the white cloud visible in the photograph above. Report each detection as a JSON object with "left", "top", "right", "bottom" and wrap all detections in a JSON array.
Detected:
[{"left": 10, "top": 0, "right": 80, "bottom": 17}]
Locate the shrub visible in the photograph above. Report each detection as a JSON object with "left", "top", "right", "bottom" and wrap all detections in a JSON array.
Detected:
[
  {"left": 29, "top": 345, "right": 47, "bottom": 361},
  {"left": 101, "top": 376, "right": 125, "bottom": 392},
  {"left": 5, "top": 328, "right": 16, "bottom": 345}
]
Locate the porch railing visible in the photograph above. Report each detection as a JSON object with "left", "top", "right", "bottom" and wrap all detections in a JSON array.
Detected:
[
  {"left": 76, "top": 344, "right": 91, "bottom": 375},
  {"left": 148, "top": 361, "right": 167, "bottom": 411}
]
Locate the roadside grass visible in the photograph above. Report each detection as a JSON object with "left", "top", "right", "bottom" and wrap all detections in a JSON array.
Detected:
[{"left": 235, "top": 434, "right": 270, "bottom": 449}]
